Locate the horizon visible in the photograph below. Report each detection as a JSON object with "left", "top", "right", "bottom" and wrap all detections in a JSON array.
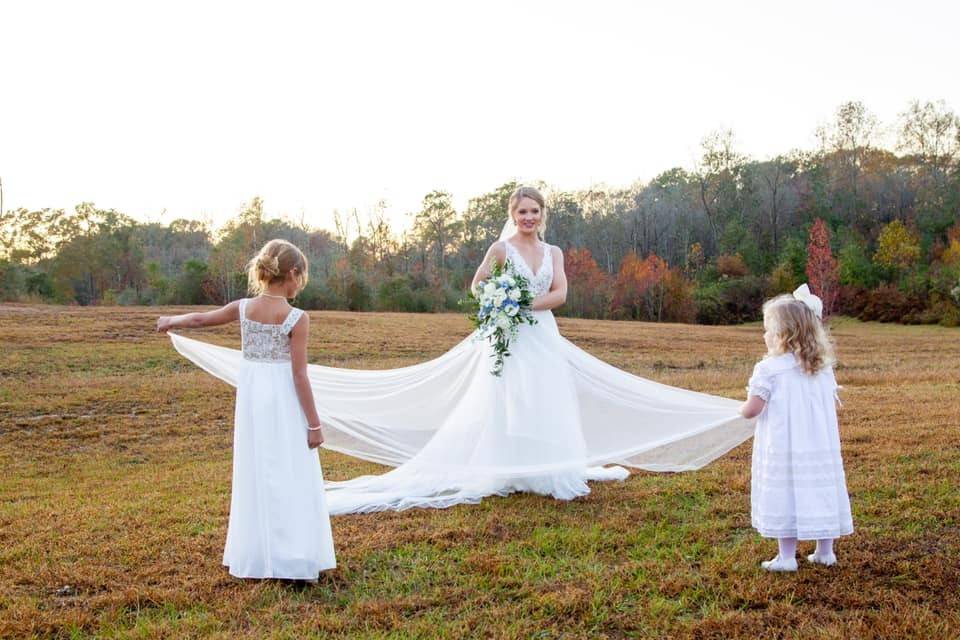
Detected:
[{"left": 3, "top": 0, "right": 959, "bottom": 235}]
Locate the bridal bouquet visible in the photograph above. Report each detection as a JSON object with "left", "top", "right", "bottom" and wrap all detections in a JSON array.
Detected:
[{"left": 465, "top": 260, "right": 537, "bottom": 376}]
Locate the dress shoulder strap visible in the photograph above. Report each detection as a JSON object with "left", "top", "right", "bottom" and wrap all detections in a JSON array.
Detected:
[
  {"left": 239, "top": 298, "right": 248, "bottom": 320},
  {"left": 281, "top": 308, "right": 304, "bottom": 334}
]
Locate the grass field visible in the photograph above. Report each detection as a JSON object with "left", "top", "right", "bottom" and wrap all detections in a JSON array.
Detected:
[{"left": 1, "top": 304, "right": 958, "bottom": 639}]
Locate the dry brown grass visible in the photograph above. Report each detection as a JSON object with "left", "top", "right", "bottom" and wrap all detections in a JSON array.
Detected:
[{"left": 1, "top": 304, "right": 958, "bottom": 639}]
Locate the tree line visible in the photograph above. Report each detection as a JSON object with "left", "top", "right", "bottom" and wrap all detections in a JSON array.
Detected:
[{"left": 2, "top": 100, "right": 959, "bottom": 326}]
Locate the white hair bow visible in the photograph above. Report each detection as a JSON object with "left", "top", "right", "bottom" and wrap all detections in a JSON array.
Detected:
[{"left": 792, "top": 283, "right": 823, "bottom": 319}]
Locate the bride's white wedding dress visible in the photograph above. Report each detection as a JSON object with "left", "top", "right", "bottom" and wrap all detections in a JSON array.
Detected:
[{"left": 169, "top": 240, "right": 753, "bottom": 515}]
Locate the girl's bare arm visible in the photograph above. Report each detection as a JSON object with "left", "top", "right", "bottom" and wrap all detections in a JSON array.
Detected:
[
  {"left": 289, "top": 314, "right": 324, "bottom": 449},
  {"left": 740, "top": 395, "right": 767, "bottom": 419},
  {"left": 156, "top": 300, "right": 241, "bottom": 332}
]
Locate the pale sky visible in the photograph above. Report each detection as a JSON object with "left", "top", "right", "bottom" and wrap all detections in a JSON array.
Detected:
[{"left": 2, "top": 0, "right": 958, "bottom": 234}]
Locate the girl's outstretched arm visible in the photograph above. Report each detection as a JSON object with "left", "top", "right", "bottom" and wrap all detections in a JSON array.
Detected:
[
  {"left": 156, "top": 300, "right": 241, "bottom": 333},
  {"left": 289, "top": 313, "right": 324, "bottom": 449},
  {"left": 740, "top": 395, "right": 766, "bottom": 419}
]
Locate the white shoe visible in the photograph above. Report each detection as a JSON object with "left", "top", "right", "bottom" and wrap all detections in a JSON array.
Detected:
[
  {"left": 761, "top": 556, "right": 798, "bottom": 572},
  {"left": 807, "top": 552, "right": 837, "bottom": 566}
]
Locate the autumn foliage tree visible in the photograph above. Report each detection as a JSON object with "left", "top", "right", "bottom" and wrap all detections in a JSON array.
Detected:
[
  {"left": 942, "top": 222, "right": 960, "bottom": 269},
  {"left": 716, "top": 254, "right": 750, "bottom": 277},
  {"left": 874, "top": 219, "right": 921, "bottom": 273},
  {"left": 563, "top": 247, "right": 612, "bottom": 318},
  {"left": 611, "top": 251, "right": 694, "bottom": 322},
  {"left": 806, "top": 218, "right": 839, "bottom": 318},
  {"left": 660, "top": 267, "right": 697, "bottom": 323},
  {"left": 613, "top": 251, "right": 659, "bottom": 319}
]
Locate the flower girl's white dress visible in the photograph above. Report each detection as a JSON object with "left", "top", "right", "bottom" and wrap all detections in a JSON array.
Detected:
[
  {"left": 747, "top": 353, "right": 853, "bottom": 540},
  {"left": 170, "top": 245, "right": 754, "bottom": 515},
  {"left": 218, "top": 299, "right": 335, "bottom": 578}
]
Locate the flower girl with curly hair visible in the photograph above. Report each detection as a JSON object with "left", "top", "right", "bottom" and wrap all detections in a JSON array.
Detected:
[
  {"left": 157, "top": 239, "right": 335, "bottom": 581},
  {"left": 740, "top": 285, "right": 853, "bottom": 572}
]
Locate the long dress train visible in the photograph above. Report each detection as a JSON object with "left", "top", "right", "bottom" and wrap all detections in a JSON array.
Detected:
[{"left": 170, "top": 242, "right": 753, "bottom": 514}]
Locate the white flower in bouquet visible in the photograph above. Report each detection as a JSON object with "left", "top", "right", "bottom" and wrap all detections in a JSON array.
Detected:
[{"left": 464, "top": 258, "right": 538, "bottom": 376}]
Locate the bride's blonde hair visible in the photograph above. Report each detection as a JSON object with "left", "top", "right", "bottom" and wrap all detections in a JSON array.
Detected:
[
  {"left": 762, "top": 295, "right": 835, "bottom": 374},
  {"left": 509, "top": 186, "right": 548, "bottom": 237},
  {"left": 246, "top": 239, "right": 309, "bottom": 295}
]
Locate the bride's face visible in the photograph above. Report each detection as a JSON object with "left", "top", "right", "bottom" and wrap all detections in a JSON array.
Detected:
[{"left": 512, "top": 197, "right": 542, "bottom": 236}]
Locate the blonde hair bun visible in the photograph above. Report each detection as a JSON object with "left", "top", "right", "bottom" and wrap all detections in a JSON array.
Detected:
[
  {"left": 257, "top": 254, "right": 280, "bottom": 278},
  {"left": 246, "top": 239, "right": 309, "bottom": 296}
]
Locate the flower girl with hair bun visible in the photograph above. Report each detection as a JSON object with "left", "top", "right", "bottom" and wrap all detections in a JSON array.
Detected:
[
  {"left": 157, "top": 239, "right": 336, "bottom": 580},
  {"left": 740, "top": 285, "right": 853, "bottom": 572}
]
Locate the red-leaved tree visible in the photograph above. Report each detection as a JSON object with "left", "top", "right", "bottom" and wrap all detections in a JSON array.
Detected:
[
  {"left": 806, "top": 218, "right": 839, "bottom": 318},
  {"left": 564, "top": 248, "right": 613, "bottom": 318}
]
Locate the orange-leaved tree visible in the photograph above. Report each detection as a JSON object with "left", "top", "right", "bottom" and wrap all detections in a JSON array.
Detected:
[
  {"left": 563, "top": 247, "right": 613, "bottom": 319},
  {"left": 612, "top": 251, "right": 670, "bottom": 321}
]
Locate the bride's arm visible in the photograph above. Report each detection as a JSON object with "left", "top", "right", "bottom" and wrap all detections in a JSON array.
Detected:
[
  {"left": 156, "top": 300, "right": 241, "bottom": 332},
  {"left": 532, "top": 246, "right": 567, "bottom": 311},
  {"left": 470, "top": 242, "right": 507, "bottom": 296}
]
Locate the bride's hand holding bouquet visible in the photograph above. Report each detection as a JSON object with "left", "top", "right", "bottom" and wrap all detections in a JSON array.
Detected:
[{"left": 465, "top": 259, "right": 537, "bottom": 376}]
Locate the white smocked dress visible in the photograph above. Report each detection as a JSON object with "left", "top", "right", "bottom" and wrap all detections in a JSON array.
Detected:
[
  {"left": 221, "top": 299, "right": 336, "bottom": 578},
  {"left": 748, "top": 352, "right": 853, "bottom": 540}
]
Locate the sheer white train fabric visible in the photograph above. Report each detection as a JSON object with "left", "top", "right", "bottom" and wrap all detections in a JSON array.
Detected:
[{"left": 169, "top": 316, "right": 754, "bottom": 515}]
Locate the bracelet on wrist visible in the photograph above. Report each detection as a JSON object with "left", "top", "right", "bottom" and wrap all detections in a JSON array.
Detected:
[{"left": 307, "top": 424, "right": 323, "bottom": 432}]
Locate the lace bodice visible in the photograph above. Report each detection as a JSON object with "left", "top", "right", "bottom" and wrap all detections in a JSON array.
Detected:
[
  {"left": 504, "top": 240, "right": 554, "bottom": 297},
  {"left": 239, "top": 299, "right": 304, "bottom": 362}
]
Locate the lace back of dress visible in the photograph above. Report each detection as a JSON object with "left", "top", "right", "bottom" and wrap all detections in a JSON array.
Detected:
[{"left": 239, "top": 299, "right": 303, "bottom": 362}]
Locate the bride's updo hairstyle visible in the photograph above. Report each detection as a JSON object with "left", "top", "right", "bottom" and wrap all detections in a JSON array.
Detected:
[
  {"left": 509, "top": 186, "right": 548, "bottom": 238},
  {"left": 246, "top": 239, "right": 309, "bottom": 295}
]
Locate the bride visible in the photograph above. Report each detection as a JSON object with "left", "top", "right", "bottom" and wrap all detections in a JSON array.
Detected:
[{"left": 169, "top": 187, "right": 753, "bottom": 514}]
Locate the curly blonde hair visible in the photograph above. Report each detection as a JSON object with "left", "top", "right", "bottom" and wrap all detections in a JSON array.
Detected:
[
  {"left": 246, "top": 239, "right": 309, "bottom": 296},
  {"left": 762, "top": 295, "right": 835, "bottom": 374}
]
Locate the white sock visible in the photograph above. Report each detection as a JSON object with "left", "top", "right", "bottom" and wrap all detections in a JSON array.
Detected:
[
  {"left": 760, "top": 538, "right": 797, "bottom": 572},
  {"left": 807, "top": 538, "right": 837, "bottom": 565},
  {"left": 761, "top": 537, "right": 799, "bottom": 571},
  {"left": 778, "top": 537, "right": 798, "bottom": 560},
  {"left": 814, "top": 539, "right": 834, "bottom": 558}
]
